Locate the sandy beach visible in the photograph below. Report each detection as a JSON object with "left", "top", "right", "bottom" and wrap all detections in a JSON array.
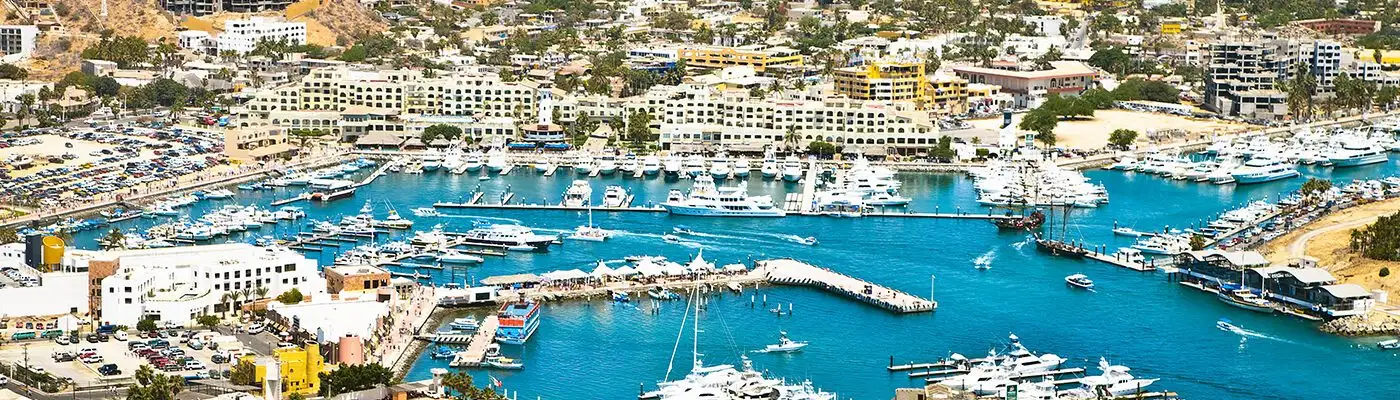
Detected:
[
  {"left": 968, "top": 110, "right": 1252, "bottom": 149},
  {"left": 1259, "top": 197, "right": 1400, "bottom": 299}
]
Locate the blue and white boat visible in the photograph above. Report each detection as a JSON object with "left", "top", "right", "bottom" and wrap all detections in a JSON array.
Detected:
[
  {"left": 1327, "top": 139, "right": 1388, "bottom": 167},
  {"left": 495, "top": 300, "right": 541, "bottom": 345},
  {"left": 1229, "top": 158, "right": 1299, "bottom": 184},
  {"left": 661, "top": 175, "right": 785, "bottom": 217},
  {"left": 449, "top": 316, "right": 480, "bottom": 331}
]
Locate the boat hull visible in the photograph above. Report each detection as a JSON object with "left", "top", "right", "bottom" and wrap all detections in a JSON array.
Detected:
[
  {"left": 1231, "top": 170, "right": 1299, "bottom": 184},
  {"left": 662, "top": 204, "right": 786, "bottom": 217},
  {"left": 1329, "top": 154, "right": 1388, "bottom": 167},
  {"left": 1217, "top": 292, "right": 1276, "bottom": 313}
]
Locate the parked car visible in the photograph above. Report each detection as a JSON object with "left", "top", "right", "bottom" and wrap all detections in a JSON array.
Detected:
[{"left": 97, "top": 364, "right": 121, "bottom": 376}]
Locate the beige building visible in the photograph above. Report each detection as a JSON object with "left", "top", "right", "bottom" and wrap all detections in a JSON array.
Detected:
[
  {"left": 325, "top": 265, "right": 390, "bottom": 294},
  {"left": 678, "top": 45, "right": 804, "bottom": 73},
  {"left": 223, "top": 126, "right": 295, "bottom": 162},
  {"left": 952, "top": 61, "right": 1098, "bottom": 108}
]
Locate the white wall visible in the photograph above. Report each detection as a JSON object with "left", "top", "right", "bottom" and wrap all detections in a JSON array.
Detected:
[{"left": 0, "top": 272, "right": 88, "bottom": 317}]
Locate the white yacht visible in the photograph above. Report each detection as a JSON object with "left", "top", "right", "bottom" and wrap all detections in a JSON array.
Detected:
[
  {"left": 463, "top": 152, "right": 484, "bottom": 172},
  {"left": 411, "top": 225, "right": 449, "bottom": 246},
  {"left": 757, "top": 331, "right": 808, "bottom": 353},
  {"left": 438, "top": 249, "right": 484, "bottom": 264},
  {"left": 683, "top": 154, "right": 707, "bottom": 178},
  {"left": 457, "top": 224, "right": 557, "bottom": 251},
  {"left": 761, "top": 157, "right": 780, "bottom": 179},
  {"left": 1327, "top": 138, "right": 1389, "bottom": 167},
  {"left": 598, "top": 154, "right": 619, "bottom": 175},
  {"left": 642, "top": 156, "right": 662, "bottom": 176},
  {"left": 1230, "top": 158, "right": 1299, "bottom": 184},
  {"left": 781, "top": 156, "right": 804, "bottom": 182},
  {"left": 662, "top": 175, "right": 785, "bottom": 217},
  {"left": 534, "top": 155, "right": 552, "bottom": 172},
  {"left": 1064, "top": 358, "right": 1158, "bottom": 398},
  {"left": 620, "top": 156, "right": 640, "bottom": 175},
  {"left": 663, "top": 155, "right": 683, "bottom": 176},
  {"left": 568, "top": 210, "right": 610, "bottom": 242},
  {"left": 709, "top": 157, "right": 732, "bottom": 179},
  {"left": 485, "top": 150, "right": 508, "bottom": 172},
  {"left": 732, "top": 159, "right": 751, "bottom": 178},
  {"left": 602, "top": 185, "right": 627, "bottom": 207},
  {"left": 562, "top": 180, "right": 592, "bottom": 207},
  {"left": 574, "top": 155, "right": 596, "bottom": 175},
  {"left": 442, "top": 151, "right": 463, "bottom": 173}
]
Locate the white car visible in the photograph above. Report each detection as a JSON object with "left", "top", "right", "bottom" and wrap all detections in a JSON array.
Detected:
[
  {"left": 245, "top": 324, "right": 264, "bottom": 335},
  {"left": 184, "top": 361, "right": 205, "bottom": 370},
  {"left": 0, "top": 374, "right": 8, "bottom": 385}
]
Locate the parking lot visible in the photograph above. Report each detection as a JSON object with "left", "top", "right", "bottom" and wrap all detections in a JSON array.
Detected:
[{"left": 0, "top": 328, "right": 254, "bottom": 387}]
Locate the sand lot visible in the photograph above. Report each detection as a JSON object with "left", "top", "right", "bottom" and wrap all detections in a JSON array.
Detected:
[
  {"left": 1, "top": 135, "right": 122, "bottom": 177},
  {"left": 1260, "top": 197, "right": 1400, "bottom": 298},
  {"left": 967, "top": 110, "right": 1252, "bottom": 149}
]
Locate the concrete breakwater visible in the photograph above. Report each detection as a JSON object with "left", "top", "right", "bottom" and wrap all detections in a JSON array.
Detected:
[{"left": 1319, "top": 312, "right": 1400, "bottom": 336}]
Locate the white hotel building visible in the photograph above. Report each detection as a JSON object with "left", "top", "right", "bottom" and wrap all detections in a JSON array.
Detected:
[
  {"left": 96, "top": 244, "right": 324, "bottom": 326},
  {"left": 216, "top": 17, "right": 307, "bottom": 54}
]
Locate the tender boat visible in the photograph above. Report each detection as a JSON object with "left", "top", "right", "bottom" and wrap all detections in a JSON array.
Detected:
[
  {"left": 757, "top": 331, "right": 808, "bottom": 353},
  {"left": 1065, "top": 274, "right": 1094, "bottom": 289},
  {"left": 1378, "top": 338, "right": 1400, "bottom": 350}
]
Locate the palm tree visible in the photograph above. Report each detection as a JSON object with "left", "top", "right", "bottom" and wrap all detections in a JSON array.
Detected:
[
  {"left": 229, "top": 291, "right": 244, "bottom": 314},
  {"left": 219, "top": 292, "right": 233, "bottom": 317},
  {"left": 255, "top": 286, "right": 269, "bottom": 300},
  {"left": 783, "top": 125, "right": 800, "bottom": 151},
  {"left": 100, "top": 228, "right": 126, "bottom": 250},
  {"left": 239, "top": 288, "right": 253, "bottom": 307}
]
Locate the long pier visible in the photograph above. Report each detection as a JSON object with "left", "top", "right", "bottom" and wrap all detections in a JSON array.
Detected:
[
  {"left": 432, "top": 199, "right": 1011, "bottom": 220},
  {"left": 762, "top": 259, "right": 935, "bottom": 313}
]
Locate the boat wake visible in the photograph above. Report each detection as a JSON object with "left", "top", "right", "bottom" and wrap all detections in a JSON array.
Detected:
[
  {"left": 1216, "top": 318, "right": 1293, "bottom": 344},
  {"left": 676, "top": 229, "right": 768, "bottom": 244},
  {"left": 431, "top": 214, "right": 524, "bottom": 224},
  {"left": 973, "top": 249, "right": 996, "bottom": 270},
  {"left": 717, "top": 229, "right": 816, "bottom": 245},
  {"left": 1011, "top": 235, "right": 1035, "bottom": 253}
]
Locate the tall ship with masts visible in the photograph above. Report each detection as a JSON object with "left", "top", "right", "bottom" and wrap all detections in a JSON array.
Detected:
[{"left": 1035, "top": 204, "right": 1086, "bottom": 258}]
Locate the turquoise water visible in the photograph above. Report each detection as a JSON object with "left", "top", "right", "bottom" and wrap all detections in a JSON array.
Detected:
[{"left": 73, "top": 159, "right": 1400, "bottom": 399}]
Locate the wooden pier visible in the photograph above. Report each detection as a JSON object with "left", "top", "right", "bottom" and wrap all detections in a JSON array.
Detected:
[
  {"left": 1082, "top": 248, "right": 1159, "bottom": 272},
  {"left": 762, "top": 259, "right": 935, "bottom": 313},
  {"left": 448, "top": 316, "right": 500, "bottom": 368}
]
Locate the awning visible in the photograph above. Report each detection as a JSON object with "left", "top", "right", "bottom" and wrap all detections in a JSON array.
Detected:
[
  {"left": 635, "top": 259, "right": 664, "bottom": 277},
  {"left": 662, "top": 262, "right": 687, "bottom": 276},
  {"left": 481, "top": 273, "right": 541, "bottom": 286},
  {"left": 721, "top": 263, "right": 747, "bottom": 273},
  {"left": 590, "top": 262, "right": 614, "bottom": 278},
  {"left": 612, "top": 266, "right": 638, "bottom": 276}
]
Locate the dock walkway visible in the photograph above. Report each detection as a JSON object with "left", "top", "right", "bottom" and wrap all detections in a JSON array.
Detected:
[
  {"left": 762, "top": 259, "right": 935, "bottom": 313},
  {"left": 448, "top": 316, "right": 501, "bottom": 367}
]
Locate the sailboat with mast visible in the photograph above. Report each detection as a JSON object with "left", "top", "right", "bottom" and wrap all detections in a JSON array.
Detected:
[
  {"left": 1035, "top": 203, "right": 1087, "bottom": 258},
  {"left": 567, "top": 206, "right": 610, "bottom": 242},
  {"left": 638, "top": 286, "right": 836, "bottom": 400}
]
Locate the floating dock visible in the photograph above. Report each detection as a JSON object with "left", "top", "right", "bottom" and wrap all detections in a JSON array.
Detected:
[
  {"left": 544, "top": 165, "right": 559, "bottom": 176},
  {"left": 762, "top": 259, "right": 935, "bottom": 313},
  {"left": 448, "top": 316, "right": 500, "bottom": 367}
]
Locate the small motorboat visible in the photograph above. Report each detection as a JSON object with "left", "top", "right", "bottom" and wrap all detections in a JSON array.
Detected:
[
  {"left": 1112, "top": 227, "right": 1146, "bottom": 237},
  {"left": 478, "top": 176, "right": 491, "bottom": 181},
  {"left": 1065, "top": 274, "right": 1095, "bottom": 289},
  {"left": 796, "top": 236, "right": 817, "bottom": 246},
  {"left": 647, "top": 288, "right": 679, "bottom": 300},
  {"left": 672, "top": 225, "right": 695, "bottom": 235},
  {"left": 429, "top": 346, "right": 456, "bottom": 359},
  {"left": 662, "top": 234, "right": 683, "bottom": 244},
  {"left": 449, "top": 316, "right": 480, "bottom": 331},
  {"left": 482, "top": 344, "right": 523, "bottom": 369},
  {"left": 758, "top": 331, "right": 808, "bottom": 353},
  {"left": 438, "top": 250, "right": 485, "bottom": 264},
  {"left": 1378, "top": 338, "right": 1400, "bottom": 350},
  {"left": 611, "top": 291, "right": 630, "bottom": 303}
]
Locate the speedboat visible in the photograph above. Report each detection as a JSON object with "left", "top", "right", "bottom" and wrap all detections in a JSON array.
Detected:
[
  {"left": 642, "top": 156, "right": 662, "bottom": 176},
  {"left": 481, "top": 344, "right": 524, "bottom": 370},
  {"left": 1379, "top": 338, "right": 1400, "bottom": 350},
  {"left": 1065, "top": 274, "right": 1094, "bottom": 289},
  {"left": 757, "top": 331, "right": 808, "bottom": 353},
  {"left": 1112, "top": 227, "right": 1146, "bottom": 237},
  {"left": 438, "top": 250, "right": 484, "bottom": 264},
  {"left": 429, "top": 346, "right": 456, "bottom": 359},
  {"left": 602, "top": 185, "right": 627, "bottom": 207},
  {"left": 562, "top": 180, "right": 592, "bottom": 207},
  {"left": 662, "top": 234, "right": 684, "bottom": 244}
]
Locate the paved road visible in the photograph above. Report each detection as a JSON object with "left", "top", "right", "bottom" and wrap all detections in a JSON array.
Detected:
[
  {"left": 1285, "top": 214, "right": 1382, "bottom": 258},
  {"left": 2, "top": 382, "right": 127, "bottom": 400}
]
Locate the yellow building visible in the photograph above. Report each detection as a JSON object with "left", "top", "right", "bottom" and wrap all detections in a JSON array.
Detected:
[
  {"left": 833, "top": 61, "right": 969, "bottom": 115},
  {"left": 223, "top": 126, "right": 296, "bottom": 163},
  {"left": 245, "top": 344, "right": 326, "bottom": 396},
  {"left": 1160, "top": 18, "right": 1184, "bottom": 35},
  {"left": 678, "top": 46, "right": 804, "bottom": 73}
]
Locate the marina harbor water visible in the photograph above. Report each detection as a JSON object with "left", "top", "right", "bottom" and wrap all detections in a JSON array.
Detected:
[{"left": 59, "top": 151, "right": 1400, "bottom": 399}]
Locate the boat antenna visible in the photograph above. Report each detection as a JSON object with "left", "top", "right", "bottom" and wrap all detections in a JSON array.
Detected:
[{"left": 662, "top": 285, "right": 695, "bottom": 381}]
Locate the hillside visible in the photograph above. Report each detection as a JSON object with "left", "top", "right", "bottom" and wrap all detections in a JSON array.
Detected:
[{"left": 17, "top": 0, "right": 385, "bottom": 79}]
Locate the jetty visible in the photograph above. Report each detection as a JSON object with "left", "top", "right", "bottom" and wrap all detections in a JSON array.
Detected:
[
  {"left": 447, "top": 316, "right": 501, "bottom": 368},
  {"left": 762, "top": 259, "right": 935, "bottom": 313}
]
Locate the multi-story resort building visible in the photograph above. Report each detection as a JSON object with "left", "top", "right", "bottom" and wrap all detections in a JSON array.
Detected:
[
  {"left": 1204, "top": 39, "right": 1294, "bottom": 120},
  {"left": 833, "top": 60, "right": 970, "bottom": 115},
  {"left": 952, "top": 61, "right": 1097, "bottom": 108},
  {"left": 216, "top": 17, "right": 307, "bottom": 54},
  {"left": 162, "top": 0, "right": 296, "bottom": 16},
  {"left": 678, "top": 45, "right": 804, "bottom": 73}
]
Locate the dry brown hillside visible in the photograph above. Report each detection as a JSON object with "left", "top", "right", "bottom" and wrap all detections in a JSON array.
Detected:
[{"left": 18, "top": 0, "right": 385, "bottom": 79}]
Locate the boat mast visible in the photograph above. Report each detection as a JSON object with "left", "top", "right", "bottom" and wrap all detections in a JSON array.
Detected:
[{"left": 692, "top": 283, "right": 701, "bottom": 372}]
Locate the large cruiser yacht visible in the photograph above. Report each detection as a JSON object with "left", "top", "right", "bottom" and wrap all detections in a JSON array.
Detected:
[
  {"left": 642, "top": 155, "right": 662, "bottom": 176},
  {"left": 458, "top": 224, "right": 557, "bottom": 250},
  {"left": 683, "top": 154, "right": 707, "bottom": 178},
  {"left": 1327, "top": 138, "right": 1389, "bottom": 167},
  {"left": 663, "top": 155, "right": 683, "bottom": 176},
  {"left": 562, "top": 180, "right": 592, "bottom": 207},
  {"left": 1229, "top": 158, "right": 1299, "bottom": 184},
  {"left": 662, "top": 175, "right": 785, "bottom": 217},
  {"left": 780, "top": 156, "right": 804, "bottom": 182},
  {"left": 485, "top": 150, "right": 509, "bottom": 172}
]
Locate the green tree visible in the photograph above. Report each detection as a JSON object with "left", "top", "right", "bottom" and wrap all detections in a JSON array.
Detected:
[
  {"left": 626, "top": 111, "right": 653, "bottom": 145},
  {"left": 1018, "top": 108, "right": 1058, "bottom": 146},
  {"left": 1111, "top": 78, "right": 1181, "bottom": 103},
  {"left": 931, "top": 135, "right": 957, "bottom": 160},
  {"left": 1107, "top": 129, "right": 1138, "bottom": 149},
  {"left": 1189, "top": 234, "right": 1206, "bottom": 251},
  {"left": 1280, "top": 63, "right": 1317, "bottom": 119},
  {"left": 1300, "top": 178, "right": 1333, "bottom": 201},
  {"left": 1033, "top": 47, "right": 1062, "bottom": 70},
  {"left": 424, "top": 124, "right": 463, "bottom": 144},
  {"left": 196, "top": 315, "right": 220, "bottom": 329},
  {"left": 0, "top": 227, "right": 18, "bottom": 244},
  {"left": 806, "top": 140, "right": 838, "bottom": 156},
  {"left": 136, "top": 318, "right": 157, "bottom": 332},
  {"left": 126, "top": 365, "right": 183, "bottom": 400},
  {"left": 100, "top": 228, "right": 126, "bottom": 250},
  {"left": 0, "top": 63, "right": 28, "bottom": 80},
  {"left": 230, "top": 360, "right": 257, "bottom": 386},
  {"left": 93, "top": 76, "right": 121, "bottom": 97},
  {"left": 277, "top": 288, "right": 304, "bottom": 304},
  {"left": 442, "top": 371, "right": 507, "bottom": 400},
  {"left": 1377, "top": 86, "right": 1400, "bottom": 110},
  {"left": 1080, "top": 88, "right": 1116, "bottom": 109},
  {"left": 318, "top": 363, "right": 395, "bottom": 397}
]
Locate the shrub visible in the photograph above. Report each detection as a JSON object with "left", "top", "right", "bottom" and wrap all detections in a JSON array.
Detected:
[{"left": 1381, "top": 267, "right": 1391, "bottom": 278}]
